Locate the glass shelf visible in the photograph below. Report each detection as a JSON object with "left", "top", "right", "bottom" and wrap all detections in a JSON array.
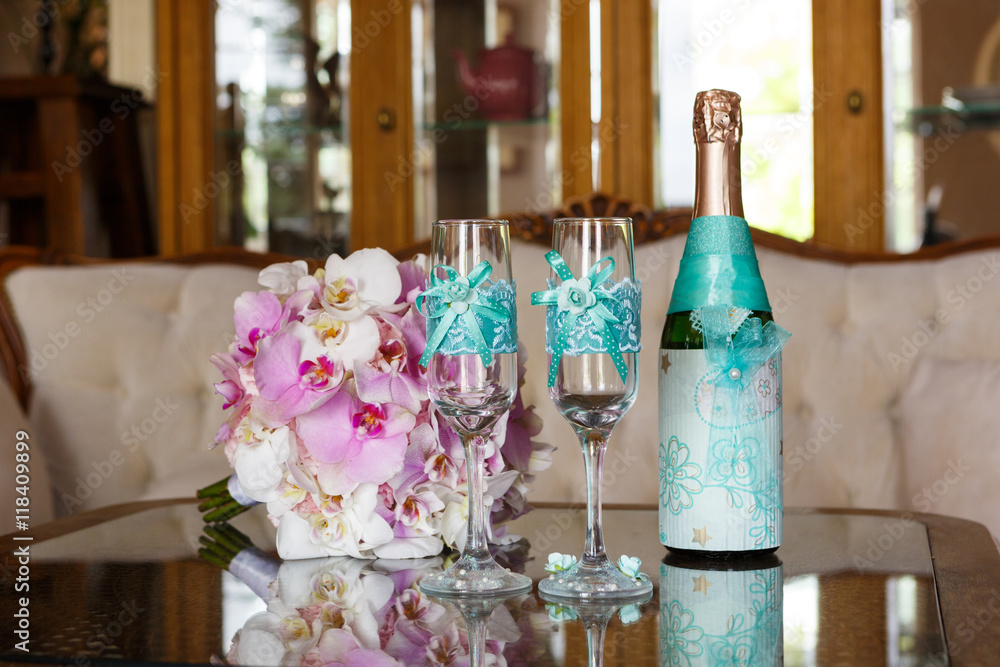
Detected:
[
  {"left": 421, "top": 116, "right": 550, "bottom": 132},
  {"left": 905, "top": 102, "right": 1000, "bottom": 135}
]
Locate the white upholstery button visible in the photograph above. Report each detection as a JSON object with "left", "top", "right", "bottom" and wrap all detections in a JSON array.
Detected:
[{"left": 728, "top": 368, "right": 741, "bottom": 380}]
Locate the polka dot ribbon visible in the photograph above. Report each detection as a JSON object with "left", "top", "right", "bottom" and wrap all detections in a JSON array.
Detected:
[
  {"left": 416, "top": 260, "right": 509, "bottom": 368},
  {"left": 531, "top": 250, "right": 628, "bottom": 387}
]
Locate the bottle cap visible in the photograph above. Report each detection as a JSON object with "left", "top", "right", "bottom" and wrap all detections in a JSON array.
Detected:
[{"left": 693, "top": 89, "right": 742, "bottom": 144}]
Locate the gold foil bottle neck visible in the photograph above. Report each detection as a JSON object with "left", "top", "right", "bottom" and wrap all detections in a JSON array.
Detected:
[{"left": 693, "top": 89, "right": 742, "bottom": 144}]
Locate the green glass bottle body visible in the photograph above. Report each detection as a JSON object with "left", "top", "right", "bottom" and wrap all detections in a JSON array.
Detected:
[{"left": 660, "top": 309, "right": 778, "bottom": 559}]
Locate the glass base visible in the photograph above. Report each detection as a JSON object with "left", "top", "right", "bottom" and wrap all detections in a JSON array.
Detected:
[
  {"left": 538, "top": 556, "right": 653, "bottom": 601},
  {"left": 419, "top": 553, "right": 532, "bottom": 597}
]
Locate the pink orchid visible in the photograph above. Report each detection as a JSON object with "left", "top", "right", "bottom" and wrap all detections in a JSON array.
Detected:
[
  {"left": 385, "top": 424, "right": 437, "bottom": 496},
  {"left": 252, "top": 328, "right": 343, "bottom": 428},
  {"left": 296, "top": 391, "right": 416, "bottom": 496},
  {"left": 393, "top": 487, "right": 445, "bottom": 534},
  {"left": 211, "top": 352, "right": 246, "bottom": 411},
  {"left": 354, "top": 338, "right": 426, "bottom": 415},
  {"left": 233, "top": 291, "right": 285, "bottom": 363},
  {"left": 396, "top": 259, "right": 428, "bottom": 305}
]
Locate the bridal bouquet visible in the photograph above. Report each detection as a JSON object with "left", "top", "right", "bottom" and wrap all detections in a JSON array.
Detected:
[{"left": 206, "top": 248, "right": 552, "bottom": 560}]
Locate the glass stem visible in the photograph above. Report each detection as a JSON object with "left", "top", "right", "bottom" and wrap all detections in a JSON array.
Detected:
[
  {"left": 466, "top": 610, "right": 489, "bottom": 667},
  {"left": 586, "top": 622, "right": 608, "bottom": 667},
  {"left": 580, "top": 429, "right": 609, "bottom": 565},
  {"left": 462, "top": 432, "right": 490, "bottom": 561}
]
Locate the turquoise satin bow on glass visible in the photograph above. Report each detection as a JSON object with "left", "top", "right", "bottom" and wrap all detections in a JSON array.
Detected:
[
  {"left": 416, "top": 261, "right": 509, "bottom": 367},
  {"left": 531, "top": 250, "right": 629, "bottom": 387}
]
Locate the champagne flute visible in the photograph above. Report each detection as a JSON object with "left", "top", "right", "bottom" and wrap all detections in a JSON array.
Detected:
[
  {"left": 419, "top": 219, "right": 532, "bottom": 596},
  {"left": 537, "top": 217, "right": 652, "bottom": 600}
]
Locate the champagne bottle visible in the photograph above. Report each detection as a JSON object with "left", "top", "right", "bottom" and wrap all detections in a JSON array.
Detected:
[{"left": 658, "top": 90, "right": 786, "bottom": 557}]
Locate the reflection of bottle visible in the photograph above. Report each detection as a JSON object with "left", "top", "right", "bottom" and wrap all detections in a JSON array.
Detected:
[
  {"left": 659, "top": 89, "right": 788, "bottom": 556},
  {"left": 659, "top": 553, "right": 783, "bottom": 666}
]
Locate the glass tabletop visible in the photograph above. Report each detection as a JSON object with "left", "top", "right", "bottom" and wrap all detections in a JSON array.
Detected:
[{"left": 1, "top": 502, "right": 948, "bottom": 665}]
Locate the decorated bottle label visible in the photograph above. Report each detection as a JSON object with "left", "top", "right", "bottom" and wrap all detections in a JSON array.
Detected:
[
  {"left": 659, "top": 555, "right": 783, "bottom": 665},
  {"left": 658, "top": 348, "right": 783, "bottom": 552}
]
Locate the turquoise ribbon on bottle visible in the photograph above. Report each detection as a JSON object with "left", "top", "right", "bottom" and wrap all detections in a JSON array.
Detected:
[
  {"left": 667, "top": 215, "right": 771, "bottom": 314},
  {"left": 416, "top": 261, "right": 510, "bottom": 367},
  {"left": 698, "top": 305, "right": 790, "bottom": 547},
  {"left": 531, "top": 250, "right": 629, "bottom": 387}
]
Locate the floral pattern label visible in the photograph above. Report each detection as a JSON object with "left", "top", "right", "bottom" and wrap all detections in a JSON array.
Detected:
[
  {"left": 658, "top": 349, "right": 783, "bottom": 552},
  {"left": 659, "top": 559, "right": 783, "bottom": 666}
]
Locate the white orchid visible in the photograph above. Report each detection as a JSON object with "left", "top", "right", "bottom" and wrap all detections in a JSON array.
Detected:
[
  {"left": 258, "top": 260, "right": 310, "bottom": 297},
  {"left": 275, "top": 484, "right": 393, "bottom": 559},
  {"left": 232, "top": 424, "right": 292, "bottom": 503},
  {"left": 322, "top": 248, "right": 402, "bottom": 321}
]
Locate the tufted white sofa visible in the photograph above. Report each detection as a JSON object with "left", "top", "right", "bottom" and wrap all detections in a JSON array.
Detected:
[
  {"left": 0, "top": 252, "right": 266, "bottom": 531},
  {"left": 2, "top": 226, "right": 1000, "bottom": 538}
]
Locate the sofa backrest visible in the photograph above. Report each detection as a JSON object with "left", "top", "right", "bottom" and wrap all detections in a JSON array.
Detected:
[{"left": 2, "top": 250, "right": 271, "bottom": 516}]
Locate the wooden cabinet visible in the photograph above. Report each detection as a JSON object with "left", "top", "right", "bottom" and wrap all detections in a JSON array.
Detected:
[
  {"left": 0, "top": 76, "right": 155, "bottom": 257},
  {"left": 154, "top": 0, "right": 883, "bottom": 255}
]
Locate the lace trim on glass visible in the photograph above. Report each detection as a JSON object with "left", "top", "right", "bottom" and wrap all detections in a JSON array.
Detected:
[
  {"left": 426, "top": 279, "right": 517, "bottom": 355},
  {"left": 544, "top": 278, "right": 641, "bottom": 356}
]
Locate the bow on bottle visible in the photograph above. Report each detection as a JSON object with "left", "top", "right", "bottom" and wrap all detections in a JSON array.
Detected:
[
  {"left": 416, "top": 261, "right": 509, "bottom": 367},
  {"left": 697, "top": 305, "right": 790, "bottom": 533},
  {"left": 531, "top": 250, "right": 629, "bottom": 387}
]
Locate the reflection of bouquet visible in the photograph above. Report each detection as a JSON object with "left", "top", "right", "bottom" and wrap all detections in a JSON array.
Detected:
[
  {"left": 207, "top": 249, "right": 552, "bottom": 559},
  {"left": 227, "top": 558, "right": 523, "bottom": 667}
]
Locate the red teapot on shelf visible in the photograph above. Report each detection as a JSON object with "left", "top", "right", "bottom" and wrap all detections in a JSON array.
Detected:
[{"left": 453, "top": 36, "right": 539, "bottom": 121}]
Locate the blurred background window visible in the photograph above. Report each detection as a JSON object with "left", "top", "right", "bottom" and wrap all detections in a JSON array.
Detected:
[{"left": 655, "top": 0, "right": 814, "bottom": 241}]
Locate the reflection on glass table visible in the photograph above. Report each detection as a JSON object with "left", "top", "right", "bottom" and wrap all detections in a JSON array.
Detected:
[{"left": 3, "top": 501, "right": 997, "bottom": 665}]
